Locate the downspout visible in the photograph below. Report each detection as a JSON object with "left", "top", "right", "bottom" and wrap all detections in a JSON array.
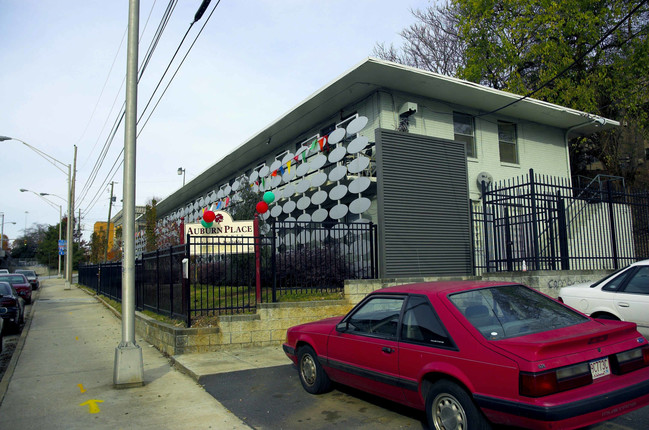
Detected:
[{"left": 564, "top": 117, "right": 607, "bottom": 180}]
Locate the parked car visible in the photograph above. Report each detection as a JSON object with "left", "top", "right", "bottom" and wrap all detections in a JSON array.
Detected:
[
  {"left": 0, "top": 307, "right": 5, "bottom": 352},
  {"left": 0, "top": 269, "right": 9, "bottom": 274},
  {"left": 558, "top": 259, "right": 649, "bottom": 338},
  {"left": 0, "top": 274, "right": 32, "bottom": 304},
  {"left": 15, "top": 269, "right": 39, "bottom": 290},
  {"left": 284, "top": 281, "right": 649, "bottom": 430},
  {"left": 0, "top": 281, "right": 25, "bottom": 333}
]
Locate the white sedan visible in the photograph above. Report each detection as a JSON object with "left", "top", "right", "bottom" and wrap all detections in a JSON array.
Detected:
[{"left": 559, "top": 259, "right": 649, "bottom": 338}]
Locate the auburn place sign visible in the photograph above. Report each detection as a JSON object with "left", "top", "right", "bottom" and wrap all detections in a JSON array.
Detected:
[{"left": 185, "top": 211, "right": 254, "bottom": 255}]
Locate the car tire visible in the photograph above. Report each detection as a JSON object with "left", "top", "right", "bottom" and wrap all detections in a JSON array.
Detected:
[
  {"left": 297, "top": 345, "right": 332, "bottom": 394},
  {"left": 426, "top": 380, "right": 490, "bottom": 430}
]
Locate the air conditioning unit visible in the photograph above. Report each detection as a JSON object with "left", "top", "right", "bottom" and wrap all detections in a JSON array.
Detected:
[{"left": 398, "top": 102, "right": 417, "bottom": 117}]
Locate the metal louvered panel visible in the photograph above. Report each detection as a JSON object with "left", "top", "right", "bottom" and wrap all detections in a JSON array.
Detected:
[{"left": 375, "top": 129, "right": 472, "bottom": 277}]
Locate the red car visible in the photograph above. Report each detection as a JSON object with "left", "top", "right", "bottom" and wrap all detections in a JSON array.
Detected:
[
  {"left": 0, "top": 273, "right": 32, "bottom": 304},
  {"left": 283, "top": 281, "right": 649, "bottom": 430}
]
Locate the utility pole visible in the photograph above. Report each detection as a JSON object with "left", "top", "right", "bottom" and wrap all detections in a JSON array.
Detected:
[
  {"left": 65, "top": 146, "right": 77, "bottom": 290},
  {"left": 104, "top": 181, "right": 116, "bottom": 262},
  {"left": 114, "top": 0, "right": 144, "bottom": 388}
]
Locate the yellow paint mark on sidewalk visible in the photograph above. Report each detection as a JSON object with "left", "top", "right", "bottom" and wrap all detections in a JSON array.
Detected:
[
  {"left": 80, "top": 399, "right": 104, "bottom": 414},
  {"left": 75, "top": 336, "right": 79, "bottom": 341},
  {"left": 77, "top": 383, "right": 86, "bottom": 393}
]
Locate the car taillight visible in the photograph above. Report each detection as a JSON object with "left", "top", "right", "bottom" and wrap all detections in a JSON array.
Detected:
[
  {"left": 611, "top": 346, "right": 649, "bottom": 375},
  {"left": 520, "top": 363, "right": 592, "bottom": 397}
]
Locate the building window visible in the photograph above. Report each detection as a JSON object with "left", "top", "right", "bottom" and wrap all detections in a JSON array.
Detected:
[
  {"left": 498, "top": 121, "right": 518, "bottom": 163},
  {"left": 453, "top": 112, "right": 476, "bottom": 158}
]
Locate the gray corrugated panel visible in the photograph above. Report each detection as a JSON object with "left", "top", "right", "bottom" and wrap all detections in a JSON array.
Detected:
[{"left": 376, "top": 129, "right": 472, "bottom": 277}]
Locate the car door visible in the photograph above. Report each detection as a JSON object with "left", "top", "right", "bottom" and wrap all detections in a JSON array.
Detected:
[
  {"left": 613, "top": 265, "right": 649, "bottom": 332},
  {"left": 326, "top": 294, "right": 405, "bottom": 402}
]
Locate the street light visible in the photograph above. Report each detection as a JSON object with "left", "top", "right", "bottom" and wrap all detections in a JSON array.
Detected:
[
  {"left": 20, "top": 189, "right": 63, "bottom": 278},
  {"left": 177, "top": 167, "right": 186, "bottom": 186},
  {"left": 0, "top": 212, "right": 17, "bottom": 258},
  {"left": 0, "top": 135, "right": 76, "bottom": 288}
]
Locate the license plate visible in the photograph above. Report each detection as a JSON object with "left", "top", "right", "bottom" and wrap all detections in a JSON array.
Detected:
[{"left": 590, "top": 357, "right": 611, "bottom": 379}]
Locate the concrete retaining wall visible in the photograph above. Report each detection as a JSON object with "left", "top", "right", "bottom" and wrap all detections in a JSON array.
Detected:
[{"left": 101, "top": 269, "right": 614, "bottom": 356}]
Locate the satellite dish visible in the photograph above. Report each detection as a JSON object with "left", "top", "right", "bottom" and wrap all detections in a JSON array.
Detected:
[
  {"left": 329, "top": 204, "right": 349, "bottom": 220},
  {"left": 296, "top": 162, "right": 310, "bottom": 177},
  {"left": 349, "top": 176, "right": 371, "bottom": 194},
  {"left": 328, "top": 165, "right": 347, "bottom": 182},
  {"left": 310, "top": 171, "right": 327, "bottom": 188},
  {"left": 309, "top": 154, "right": 327, "bottom": 170},
  {"left": 346, "top": 116, "right": 368, "bottom": 135},
  {"left": 297, "top": 196, "right": 311, "bottom": 210},
  {"left": 476, "top": 171, "right": 493, "bottom": 187},
  {"left": 328, "top": 146, "right": 347, "bottom": 163},
  {"left": 296, "top": 178, "right": 311, "bottom": 194},
  {"left": 348, "top": 155, "right": 370, "bottom": 174},
  {"left": 328, "top": 128, "right": 346, "bottom": 144},
  {"left": 311, "top": 190, "right": 327, "bottom": 205},
  {"left": 329, "top": 184, "right": 348, "bottom": 201}
]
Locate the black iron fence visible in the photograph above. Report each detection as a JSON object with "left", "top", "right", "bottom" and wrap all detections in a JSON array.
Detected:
[
  {"left": 79, "top": 220, "right": 377, "bottom": 326},
  {"left": 472, "top": 169, "right": 649, "bottom": 274}
]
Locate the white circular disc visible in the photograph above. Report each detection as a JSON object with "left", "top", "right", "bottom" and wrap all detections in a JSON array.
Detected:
[
  {"left": 271, "top": 175, "right": 282, "bottom": 188},
  {"left": 282, "top": 170, "right": 296, "bottom": 183},
  {"left": 331, "top": 224, "right": 349, "bottom": 239},
  {"left": 296, "top": 178, "right": 310, "bottom": 193},
  {"left": 349, "top": 176, "right": 371, "bottom": 194},
  {"left": 328, "top": 128, "right": 346, "bottom": 144},
  {"left": 348, "top": 136, "right": 368, "bottom": 154},
  {"left": 297, "top": 196, "right": 311, "bottom": 210},
  {"left": 297, "top": 231, "right": 311, "bottom": 244},
  {"left": 312, "top": 208, "right": 328, "bottom": 222},
  {"left": 329, "top": 184, "right": 348, "bottom": 201},
  {"left": 233, "top": 181, "right": 242, "bottom": 191},
  {"left": 297, "top": 213, "right": 312, "bottom": 222},
  {"left": 284, "top": 216, "right": 296, "bottom": 223},
  {"left": 284, "top": 233, "right": 296, "bottom": 248},
  {"left": 329, "top": 204, "right": 349, "bottom": 220},
  {"left": 282, "top": 184, "right": 296, "bottom": 198},
  {"left": 259, "top": 166, "right": 270, "bottom": 177},
  {"left": 310, "top": 171, "right": 327, "bottom": 188},
  {"left": 260, "top": 221, "right": 270, "bottom": 232},
  {"left": 346, "top": 116, "right": 368, "bottom": 135},
  {"left": 282, "top": 152, "right": 295, "bottom": 164},
  {"left": 328, "top": 165, "right": 347, "bottom": 182},
  {"left": 249, "top": 171, "right": 259, "bottom": 183},
  {"left": 262, "top": 211, "right": 270, "bottom": 221},
  {"left": 311, "top": 190, "right": 327, "bottom": 205},
  {"left": 309, "top": 154, "right": 327, "bottom": 170},
  {"left": 224, "top": 185, "right": 232, "bottom": 195},
  {"left": 348, "top": 155, "right": 370, "bottom": 174},
  {"left": 252, "top": 184, "right": 259, "bottom": 193},
  {"left": 283, "top": 200, "right": 297, "bottom": 214},
  {"left": 270, "top": 205, "right": 283, "bottom": 218},
  {"left": 296, "top": 162, "right": 310, "bottom": 177},
  {"left": 350, "top": 197, "right": 371, "bottom": 214},
  {"left": 270, "top": 160, "right": 281, "bottom": 172},
  {"left": 328, "top": 146, "right": 347, "bottom": 163}
]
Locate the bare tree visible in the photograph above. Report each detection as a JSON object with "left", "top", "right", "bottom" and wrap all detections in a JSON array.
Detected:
[{"left": 373, "top": 2, "right": 465, "bottom": 76}]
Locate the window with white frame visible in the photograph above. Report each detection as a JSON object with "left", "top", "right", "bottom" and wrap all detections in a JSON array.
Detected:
[
  {"left": 453, "top": 112, "right": 476, "bottom": 158},
  {"left": 498, "top": 121, "right": 518, "bottom": 163}
]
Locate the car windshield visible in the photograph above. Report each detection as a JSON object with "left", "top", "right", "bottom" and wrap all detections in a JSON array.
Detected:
[
  {"left": 449, "top": 285, "right": 588, "bottom": 340},
  {"left": 0, "top": 282, "right": 12, "bottom": 295},
  {"left": 16, "top": 270, "right": 36, "bottom": 276},
  {"left": 0, "top": 275, "right": 26, "bottom": 284}
]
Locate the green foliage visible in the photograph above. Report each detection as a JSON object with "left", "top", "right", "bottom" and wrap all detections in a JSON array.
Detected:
[
  {"left": 89, "top": 229, "right": 107, "bottom": 263},
  {"left": 230, "top": 184, "right": 262, "bottom": 221},
  {"left": 145, "top": 198, "right": 158, "bottom": 252}
]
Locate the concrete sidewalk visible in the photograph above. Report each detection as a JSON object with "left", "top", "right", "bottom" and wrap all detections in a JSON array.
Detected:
[{"left": 0, "top": 277, "right": 288, "bottom": 429}]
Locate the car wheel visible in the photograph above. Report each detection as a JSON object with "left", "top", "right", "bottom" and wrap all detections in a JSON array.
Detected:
[
  {"left": 297, "top": 345, "right": 332, "bottom": 394},
  {"left": 592, "top": 312, "right": 619, "bottom": 321},
  {"left": 426, "top": 380, "right": 490, "bottom": 430}
]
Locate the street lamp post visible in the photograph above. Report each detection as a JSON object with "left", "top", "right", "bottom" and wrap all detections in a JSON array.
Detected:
[
  {"left": 0, "top": 135, "right": 76, "bottom": 289},
  {"left": 0, "top": 212, "right": 17, "bottom": 258},
  {"left": 20, "top": 189, "right": 63, "bottom": 278},
  {"left": 177, "top": 167, "right": 186, "bottom": 186}
]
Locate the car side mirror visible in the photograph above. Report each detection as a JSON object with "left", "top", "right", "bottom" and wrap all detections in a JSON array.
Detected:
[{"left": 336, "top": 321, "right": 348, "bottom": 332}]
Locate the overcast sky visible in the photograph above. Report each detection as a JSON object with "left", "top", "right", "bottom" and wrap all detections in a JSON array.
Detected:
[{"left": 1, "top": 0, "right": 431, "bottom": 243}]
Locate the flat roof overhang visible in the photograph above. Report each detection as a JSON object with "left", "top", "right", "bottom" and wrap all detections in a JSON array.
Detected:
[{"left": 157, "top": 58, "right": 618, "bottom": 216}]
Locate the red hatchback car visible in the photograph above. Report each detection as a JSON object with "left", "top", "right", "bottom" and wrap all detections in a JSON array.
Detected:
[{"left": 283, "top": 281, "right": 649, "bottom": 430}]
